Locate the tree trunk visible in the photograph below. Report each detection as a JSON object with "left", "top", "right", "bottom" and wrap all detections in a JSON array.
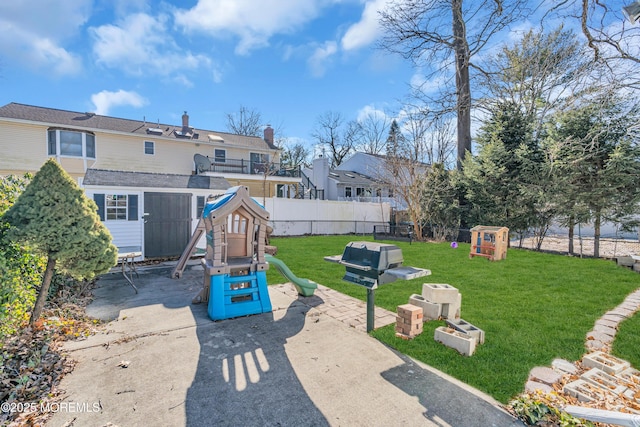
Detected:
[
  {"left": 593, "top": 212, "right": 601, "bottom": 259},
  {"left": 452, "top": 0, "right": 472, "bottom": 170},
  {"left": 29, "top": 256, "right": 56, "bottom": 326},
  {"left": 409, "top": 207, "right": 423, "bottom": 242},
  {"left": 568, "top": 216, "right": 574, "bottom": 255}
]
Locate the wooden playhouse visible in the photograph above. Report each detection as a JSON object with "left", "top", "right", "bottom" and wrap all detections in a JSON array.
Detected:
[
  {"left": 469, "top": 226, "right": 509, "bottom": 261},
  {"left": 199, "top": 186, "right": 272, "bottom": 320}
]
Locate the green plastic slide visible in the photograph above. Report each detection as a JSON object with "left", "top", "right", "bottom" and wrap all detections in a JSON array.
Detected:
[{"left": 265, "top": 254, "right": 317, "bottom": 297}]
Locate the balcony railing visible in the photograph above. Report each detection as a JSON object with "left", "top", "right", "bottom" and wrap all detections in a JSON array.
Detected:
[
  {"left": 194, "top": 154, "right": 301, "bottom": 177},
  {"left": 338, "top": 196, "right": 395, "bottom": 204}
]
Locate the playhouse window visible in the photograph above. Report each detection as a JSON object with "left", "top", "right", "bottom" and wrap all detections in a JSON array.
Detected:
[{"left": 229, "top": 214, "right": 247, "bottom": 234}]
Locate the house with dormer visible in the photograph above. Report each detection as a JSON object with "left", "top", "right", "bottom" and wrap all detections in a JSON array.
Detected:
[{"left": 0, "top": 102, "right": 307, "bottom": 258}]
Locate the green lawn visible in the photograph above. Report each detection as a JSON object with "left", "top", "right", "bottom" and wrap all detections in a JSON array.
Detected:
[
  {"left": 268, "top": 235, "right": 640, "bottom": 403},
  {"left": 612, "top": 312, "right": 640, "bottom": 370}
]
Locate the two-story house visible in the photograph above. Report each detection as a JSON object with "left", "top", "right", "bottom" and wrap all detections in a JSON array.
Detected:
[{"left": 0, "top": 102, "right": 304, "bottom": 258}]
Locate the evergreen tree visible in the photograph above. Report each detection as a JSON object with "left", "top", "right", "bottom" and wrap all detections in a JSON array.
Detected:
[
  {"left": 461, "top": 101, "right": 543, "bottom": 238},
  {"left": 386, "top": 119, "right": 403, "bottom": 157},
  {"left": 545, "top": 97, "right": 640, "bottom": 257},
  {"left": 4, "top": 159, "right": 118, "bottom": 325},
  {"left": 421, "top": 163, "right": 461, "bottom": 241}
]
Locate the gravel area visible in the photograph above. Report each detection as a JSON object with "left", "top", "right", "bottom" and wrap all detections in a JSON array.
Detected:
[{"left": 517, "top": 236, "right": 640, "bottom": 259}]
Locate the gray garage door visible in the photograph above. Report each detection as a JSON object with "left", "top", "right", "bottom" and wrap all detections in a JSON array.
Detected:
[{"left": 144, "top": 192, "right": 192, "bottom": 258}]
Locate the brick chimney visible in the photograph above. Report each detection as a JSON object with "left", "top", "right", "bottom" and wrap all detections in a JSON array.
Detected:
[
  {"left": 264, "top": 124, "right": 274, "bottom": 146},
  {"left": 182, "top": 111, "right": 189, "bottom": 132}
]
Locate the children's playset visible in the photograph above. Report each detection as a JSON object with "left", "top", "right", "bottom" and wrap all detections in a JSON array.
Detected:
[
  {"left": 469, "top": 225, "right": 509, "bottom": 261},
  {"left": 175, "top": 186, "right": 316, "bottom": 321},
  {"left": 197, "top": 186, "right": 273, "bottom": 320}
]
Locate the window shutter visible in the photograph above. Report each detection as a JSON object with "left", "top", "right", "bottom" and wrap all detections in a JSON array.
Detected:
[
  {"left": 93, "top": 194, "right": 105, "bottom": 221},
  {"left": 47, "top": 130, "right": 57, "bottom": 155},
  {"left": 197, "top": 196, "right": 205, "bottom": 218},
  {"left": 128, "top": 195, "right": 138, "bottom": 221}
]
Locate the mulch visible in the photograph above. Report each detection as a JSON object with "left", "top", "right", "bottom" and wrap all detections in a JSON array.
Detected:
[{"left": 1, "top": 286, "right": 102, "bottom": 426}]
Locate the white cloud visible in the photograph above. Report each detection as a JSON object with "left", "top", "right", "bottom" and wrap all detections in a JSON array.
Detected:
[
  {"left": 356, "top": 104, "right": 389, "bottom": 122},
  {"left": 212, "top": 67, "right": 224, "bottom": 84},
  {"left": 172, "top": 75, "right": 194, "bottom": 88},
  {"left": 90, "top": 13, "right": 212, "bottom": 77},
  {"left": 307, "top": 41, "right": 338, "bottom": 77},
  {"left": 173, "top": 0, "right": 323, "bottom": 55},
  {"left": 0, "top": 0, "right": 89, "bottom": 75},
  {"left": 341, "top": 0, "right": 387, "bottom": 51},
  {"left": 91, "top": 90, "right": 147, "bottom": 115}
]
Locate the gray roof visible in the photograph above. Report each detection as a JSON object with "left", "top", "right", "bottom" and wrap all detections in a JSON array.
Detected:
[
  {"left": 83, "top": 169, "right": 231, "bottom": 190},
  {"left": 327, "top": 169, "right": 381, "bottom": 186},
  {"left": 0, "top": 102, "right": 278, "bottom": 150}
]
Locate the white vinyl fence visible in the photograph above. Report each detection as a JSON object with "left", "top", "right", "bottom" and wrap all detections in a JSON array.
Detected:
[{"left": 263, "top": 198, "right": 390, "bottom": 236}]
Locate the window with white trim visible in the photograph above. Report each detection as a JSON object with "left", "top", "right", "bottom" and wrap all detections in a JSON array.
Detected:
[
  {"left": 93, "top": 194, "right": 138, "bottom": 221},
  {"left": 47, "top": 128, "right": 96, "bottom": 159},
  {"left": 144, "top": 141, "right": 155, "bottom": 155},
  {"left": 214, "top": 149, "right": 226, "bottom": 163},
  {"left": 345, "top": 187, "right": 352, "bottom": 198},
  {"left": 106, "top": 195, "right": 127, "bottom": 220}
]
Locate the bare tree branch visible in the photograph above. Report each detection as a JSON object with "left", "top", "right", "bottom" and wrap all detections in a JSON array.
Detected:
[
  {"left": 379, "top": 0, "right": 529, "bottom": 169},
  {"left": 543, "top": 0, "right": 640, "bottom": 67},
  {"left": 311, "top": 111, "right": 356, "bottom": 167},
  {"left": 225, "top": 105, "right": 263, "bottom": 136},
  {"left": 359, "top": 110, "right": 391, "bottom": 154}
]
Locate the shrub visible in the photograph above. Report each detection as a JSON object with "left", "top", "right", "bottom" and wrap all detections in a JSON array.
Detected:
[
  {"left": 3, "top": 160, "right": 118, "bottom": 326},
  {"left": 0, "top": 174, "right": 44, "bottom": 341}
]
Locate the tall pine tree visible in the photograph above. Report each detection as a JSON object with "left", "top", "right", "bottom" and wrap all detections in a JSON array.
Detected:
[{"left": 461, "top": 101, "right": 543, "bottom": 238}]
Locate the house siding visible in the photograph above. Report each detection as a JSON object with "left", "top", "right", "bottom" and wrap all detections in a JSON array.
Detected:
[
  {"left": 58, "top": 157, "right": 91, "bottom": 179},
  {"left": 0, "top": 121, "right": 50, "bottom": 175},
  {"left": 0, "top": 118, "right": 280, "bottom": 180},
  {"left": 104, "top": 220, "right": 144, "bottom": 251},
  {"left": 92, "top": 132, "right": 194, "bottom": 175},
  {"left": 85, "top": 190, "right": 144, "bottom": 252},
  {"left": 84, "top": 186, "right": 227, "bottom": 257},
  {"left": 0, "top": 103, "right": 304, "bottom": 259}
]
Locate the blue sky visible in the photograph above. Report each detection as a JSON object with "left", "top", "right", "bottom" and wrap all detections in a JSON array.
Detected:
[{"left": 0, "top": 0, "right": 415, "bottom": 149}]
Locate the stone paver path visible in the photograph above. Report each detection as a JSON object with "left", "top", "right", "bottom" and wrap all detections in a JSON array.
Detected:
[
  {"left": 586, "top": 288, "right": 640, "bottom": 352},
  {"left": 526, "top": 287, "right": 640, "bottom": 398},
  {"left": 271, "top": 283, "right": 397, "bottom": 332}
]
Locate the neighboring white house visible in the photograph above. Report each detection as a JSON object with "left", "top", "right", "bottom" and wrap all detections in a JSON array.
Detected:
[
  {"left": 304, "top": 156, "right": 394, "bottom": 203},
  {"left": 335, "top": 152, "right": 389, "bottom": 177},
  {"left": 304, "top": 152, "right": 432, "bottom": 211}
]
